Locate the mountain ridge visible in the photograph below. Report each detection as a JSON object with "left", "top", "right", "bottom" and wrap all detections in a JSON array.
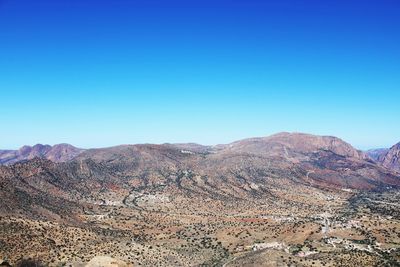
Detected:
[
  {"left": 0, "top": 143, "right": 84, "bottom": 165},
  {"left": 0, "top": 132, "right": 368, "bottom": 163}
]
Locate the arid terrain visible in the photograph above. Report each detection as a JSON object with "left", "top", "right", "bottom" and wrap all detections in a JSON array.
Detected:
[{"left": 1, "top": 133, "right": 400, "bottom": 266}]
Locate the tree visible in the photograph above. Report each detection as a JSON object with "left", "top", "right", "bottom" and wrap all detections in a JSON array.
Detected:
[{"left": 16, "top": 259, "right": 44, "bottom": 267}]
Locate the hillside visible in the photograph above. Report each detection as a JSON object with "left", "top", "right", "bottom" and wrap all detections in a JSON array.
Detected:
[
  {"left": 367, "top": 148, "right": 389, "bottom": 162},
  {"left": 381, "top": 142, "right": 400, "bottom": 173}
]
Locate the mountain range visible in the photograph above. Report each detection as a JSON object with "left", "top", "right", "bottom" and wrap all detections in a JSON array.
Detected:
[
  {"left": 1, "top": 132, "right": 399, "bottom": 174},
  {"left": 1, "top": 132, "right": 399, "bottom": 221}
]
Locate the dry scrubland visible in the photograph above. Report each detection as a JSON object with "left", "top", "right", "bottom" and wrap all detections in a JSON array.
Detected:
[{"left": 1, "top": 189, "right": 400, "bottom": 266}]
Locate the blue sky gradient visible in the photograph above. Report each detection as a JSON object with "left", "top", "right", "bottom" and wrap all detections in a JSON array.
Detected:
[{"left": 0, "top": 0, "right": 399, "bottom": 149}]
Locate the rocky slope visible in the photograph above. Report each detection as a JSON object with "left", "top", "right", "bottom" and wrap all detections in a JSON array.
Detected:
[
  {"left": 381, "top": 142, "right": 400, "bottom": 172},
  {"left": 366, "top": 142, "right": 400, "bottom": 173},
  {"left": 366, "top": 148, "right": 389, "bottom": 162},
  {"left": 0, "top": 144, "right": 83, "bottom": 165}
]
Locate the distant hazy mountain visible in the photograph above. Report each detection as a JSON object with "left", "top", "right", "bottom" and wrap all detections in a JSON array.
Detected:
[
  {"left": 366, "top": 148, "right": 389, "bottom": 161},
  {"left": 366, "top": 143, "right": 400, "bottom": 173},
  {"left": 381, "top": 142, "right": 400, "bottom": 172},
  {"left": 0, "top": 143, "right": 83, "bottom": 165}
]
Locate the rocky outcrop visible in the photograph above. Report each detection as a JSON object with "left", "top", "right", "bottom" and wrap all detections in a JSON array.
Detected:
[
  {"left": 367, "top": 148, "right": 389, "bottom": 162},
  {"left": 381, "top": 142, "right": 400, "bottom": 172},
  {"left": 84, "top": 256, "right": 132, "bottom": 267}
]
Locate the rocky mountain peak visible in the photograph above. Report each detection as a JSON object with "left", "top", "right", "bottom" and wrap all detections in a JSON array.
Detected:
[{"left": 381, "top": 142, "right": 400, "bottom": 172}]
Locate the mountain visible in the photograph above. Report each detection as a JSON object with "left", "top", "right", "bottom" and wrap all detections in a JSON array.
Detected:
[
  {"left": 381, "top": 142, "right": 400, "bottom": 172},
  {"left": 366, "top": 142, "right": 400, "bottom": 173},
  {"left": 67, "top": 132, "right": 397, "bottom": 192},
  {"left": 0, "top": 143, "right": 83, "bottom": 165},
  {"left": 201, "top": 132, "right": 397, "bottom": 190},
  {"left": 366, "top": 148, "right": 389, "bottom": 162},
  {"left": 225, "top": 132, "right": 366, "bottom": 159}
]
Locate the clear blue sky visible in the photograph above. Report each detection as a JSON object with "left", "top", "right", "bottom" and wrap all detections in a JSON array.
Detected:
[{"left": 0, "top": 0, "right": 399, "bottom": 149}]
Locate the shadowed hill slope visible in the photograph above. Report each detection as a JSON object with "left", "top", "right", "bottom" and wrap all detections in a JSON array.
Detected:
[{"left": 381, "top": 142, "right": 400, "bottom": 172}]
